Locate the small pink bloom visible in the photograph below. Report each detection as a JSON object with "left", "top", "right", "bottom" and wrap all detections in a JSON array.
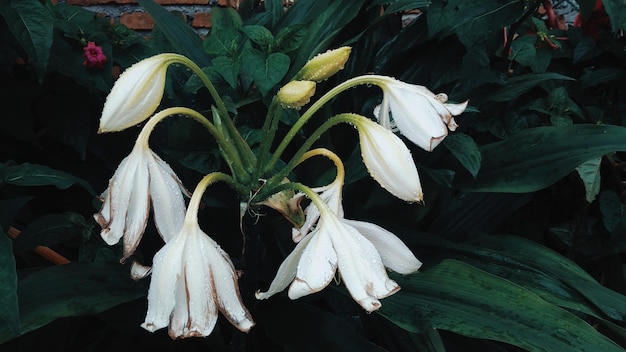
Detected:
[{"left": 83, "top": 41, "right": 107, "bottom": 69}]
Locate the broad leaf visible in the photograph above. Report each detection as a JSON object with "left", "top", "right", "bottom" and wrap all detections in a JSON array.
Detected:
[
  {"left": 481, "top": 72, "right": 576, "bottom": 103},
  {"left": 379, "top": 259, "right": 625, "bottom": 352},
  {"left": 453, "top": 124, "right": 626, "bottom": 193},
  {"left": 0, "top": 0, "right": 53, "bottom": 78},
  {"left": 0, "top": 229, "right": 19, "bottom": 338},
  {"left": 0, "top": 163, "right": 95, "bottom": 195},
  {"left": 0, "top": 262, "right": 147, "bottom": 343},
  {"left": 12, "top": 213, "right": 89, "bottom": 253},
  {"left": 136, "top": 0, "right": 209, "bottom": 67},
  {"left": 442, "top": 132, "right": 481, "bottom": 178}
]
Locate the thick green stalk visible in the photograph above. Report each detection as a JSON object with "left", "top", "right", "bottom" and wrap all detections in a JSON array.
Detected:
[{"left": 136, "top": 106, "right": 247, "bottom": 180}]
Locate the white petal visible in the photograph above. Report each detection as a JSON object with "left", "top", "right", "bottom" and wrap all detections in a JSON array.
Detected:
[
  {"left": 288, "top": 228, "right": 337, "bottom": 299},
  {"left": 141, "top": 234, "right": 185, "bottom": 333},
  {"left": 203, "top": 232, "right": 254, "bottom": 332},
  {"left": 121, "top": 150, "right": 151, "bottom": 261},
  {"left": 255, "top": 232, "right": 315, "bottom": 300},
  {"left": 330, "top": 217, "right": 399, "bottom": 312},
  {"left": 147, "top": 151, "right": 187, "bottom": 242},
  {"left": 99, "top": 54, "right": 173, "bottom": 133},
  {"left": 357, "top": 118, "right": 423, "bottom": 202},
  {"left": 344, "top": 219, "right": 422, "bottom": 274},
  {"left": 130, "top": 260, "right": 152, "bottom": 281}
]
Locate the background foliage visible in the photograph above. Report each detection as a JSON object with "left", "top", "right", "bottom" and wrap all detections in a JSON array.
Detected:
[{"left": 1, "top": 0, "right": 626, "bottom": 351}]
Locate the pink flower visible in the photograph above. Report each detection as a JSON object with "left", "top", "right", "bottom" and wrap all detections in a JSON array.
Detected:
[{"left": 83, "top": 41, "right": 107, "bottom": 69}]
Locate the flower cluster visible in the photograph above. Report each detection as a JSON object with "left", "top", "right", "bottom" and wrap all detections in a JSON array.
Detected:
[
  {"left": 94, "top": 48, "right": 467, "bottom": 339},
  {"left": 82, "top": 41, "right": 107, "bottom": 69}
]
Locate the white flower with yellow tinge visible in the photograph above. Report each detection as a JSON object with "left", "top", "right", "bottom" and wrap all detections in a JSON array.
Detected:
[{"left": 99, "top": 53, "right": 182, "bottom": 133}]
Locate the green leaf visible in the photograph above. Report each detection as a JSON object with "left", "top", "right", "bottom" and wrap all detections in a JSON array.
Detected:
[
  {"left": 277, "top": 0, "right": 367, "bottom": 79},
  {"left": 442, "top": 132, "right": 481, "bottom": 178},
  {"left": 0, "top": 262, "right": 147, "bottom": 343},
  {"left": 211, "top": 6, "right": 243, "bottom": 33},
  {"left": 243, "top": 49, "right": 290, "bottom": 96},
  {"left": 241, "top": 25, "right": 274, "bottom": 53},
  {"left": 509, "top": 35, "right": 537, "bottom": 67},
  {"left": 599, "top": 190, "right": 626, "bottom": 234},
  {"left": 379, "top": 259, "right": 625, "bottom": 352},
  {"left": 454, "top": 124, "right": 626, "bottom": 193},
  {"left": 602, "top": 0, "right": 626, "bottom": 33},
  {"left": 0, "top": 0, "right": 53, "bottom": 78},
  {"left": 575, "top": 157, "right": 602, "bottom": 203},
  {"left": 580, "top": 68, "right": 624, "bottom": 89},
  {"left": 0, "top": 229, "right": 19, "bottom": 338},
  {"left": 136, "top": 0, "right": 209, "bottom": 67},
  {"left": 427, "top": 0, "right": 526, "bottom": 45},
  {"left": 273, "top": 23, "right": 308, "bottom": 54},
  {"left": 481, "top": 72, "right": 576, "bottom": 103},
  {"left": 212, "top": 55, "right": 241, "bottom": 90},
  {"left": 13, "top": 213, "right": 89, "bottom": 253},
  {"left": 0, "top": 163, "right": 95, "bottom": 195}
]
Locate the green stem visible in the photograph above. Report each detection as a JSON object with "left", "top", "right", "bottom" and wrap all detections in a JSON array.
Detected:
[
  {"left": 266, "top": 75, "right": 383, "bottom": 173},
  {"left": 174, "top": 55, "right": 256, "bottom": 173},
  {"left": 184, "top": 172, "right": 236, "bottom": 225},
  {"left": 135, "top": 106, "right": 247, "bottom": 179},
  {"left": 254, "top": 98, "right": 282, "bottom": 180},
  {"left": 259, "top": 113, "right": 356, "bottom": 199}
]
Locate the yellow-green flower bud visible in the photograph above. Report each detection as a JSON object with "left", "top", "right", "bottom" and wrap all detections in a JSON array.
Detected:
[
  {"left": 294, "top": 46, "right": 352, "bottom": 82},
  {"left": 277, "top": 80, "right": 316, "bottom": 109}
]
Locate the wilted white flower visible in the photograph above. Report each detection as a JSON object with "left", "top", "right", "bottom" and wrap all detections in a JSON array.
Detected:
[
  {"left": 94, "top": 143, "right": 188, "bottom": 262},
  {"left": 99, "top": 53, "right": 182, "bottom": 133},
  {"left": 142, "top": 220, "right": 254, "bottom": 338},
  {"left": 373, "top": 76, "right": 468, "bottom": 151}
]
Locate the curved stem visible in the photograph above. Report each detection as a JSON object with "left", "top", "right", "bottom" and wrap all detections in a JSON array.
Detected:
[
  {"left": 184, "top": 172, "right": 235, "bottom": 225},
  {"left": 134, "top": 106, "right": 247, "bottom": 179},
  {"left": 254, "top": 98, "right": 282, "bottom": 180},
  {"left": 174, "top": 55, "right": 256, "bottom": 173},
  {"left": 266, "top": 75, "right": 384, "bottom": 173}
]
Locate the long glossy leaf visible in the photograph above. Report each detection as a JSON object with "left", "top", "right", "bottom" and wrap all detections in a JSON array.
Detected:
[
  {"left": 454, "top": 124, "right": 626, "bottom": 193},
  {"left": 0, "top": 163, "right": 95, "bottom": 195},
  {"left": 481, "top": 72, "right": 576, "bottom": 103},
  {"left": 136, "top": 0, "right": 209, "bottom": 67},
  {"left": 0, "top": 229, "right": 19, "bottom": 338},
  {"left": 0, "top": 262, "right": 146, "bottom": 343},
  {"left": 0, "top": 0, "right": 52, "bottom": 78},
  {"left": 379, "top": 259, "right": 625, "bottom": 352}
]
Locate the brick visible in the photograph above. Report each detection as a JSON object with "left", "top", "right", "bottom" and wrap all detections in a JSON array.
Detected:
[
  {"left": 67, "top": 0, "right": 209, "bottom": 4},
  {"left": 192, "top": 12, "right": 211, "bottom": 28},
  {"left": 120, "top": 12, "right": 155, "bottom": 30}
]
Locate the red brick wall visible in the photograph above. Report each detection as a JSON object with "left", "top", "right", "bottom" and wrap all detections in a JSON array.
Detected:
[{"left": 54, "top": 0, "right": 240, "bottom": 34}]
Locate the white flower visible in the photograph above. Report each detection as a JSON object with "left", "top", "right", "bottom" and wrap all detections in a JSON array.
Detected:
[
  {"left": 99, "top": 53, "right": 180, "bottom": 133},
  {"left": 373, "top": 76, "right": 468, "bottom": 151},
  {"left": 93, "top": 143, "right": 188, "bottom": 262},
  {"left": 141, "top": 221, "right": 254, "bottom": 339},
  {"left": 354, "top": 116, "right": 423, "bottom": 203},
  {"left": 259, "top": 180, "right": 421, "bottom": 312}
]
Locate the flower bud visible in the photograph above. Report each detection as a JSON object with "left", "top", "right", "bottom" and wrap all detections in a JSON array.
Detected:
[
  {"left": 294, "top": 46, "right": 351, "bottom": 82},
  {"left": 277, "top": 80, "right": 316, "bottom": 109},
  {"left": 99, "top": 53, "right": 180, "bottom": 133}
]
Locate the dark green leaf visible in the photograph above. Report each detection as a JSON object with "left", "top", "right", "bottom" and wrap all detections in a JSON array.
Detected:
[
  {"left": 481, "top": 72, "right": 576, "bottom": 103},
  {"left": 0, "top": 262, "right": 146, "bottom": 343},
  {"left": 454, "top": 124, "right": 626, "bottom": 193},
  {"left": 212, "top": 56, "right": 240, "bottom": 90},
  {"left": 13, "top": 213, "right": 89, "bottom": 253},
  {"left": 602, "top": 0, "right": 626, "bottom": 33},
  {"left": 136, "top": 0, "right": 209, "bottom": 67},
  {"left": 211, "top": 6, "right": 243, "bottom": 33},
  {"left": 442, "top": 132, "right": 481, "bottom": 178},
  {"left": 0, "top": 229, "right": 19, "bottom": 338},
  {"left": 241, "top": 25, "right": 274, "bottom": 53},
  {"left": 0, "top": 0, "right": 53, "bottom": 78},
  {"left": 0, "top": 163, "right": 95, "bottom": 195},
  {"left": 379, "top": 259, "right": 625, "bottom": 352},
  {"left": 510, "top": 35, "right": 537, "bottom": 67},
  {"left": 274, "top": 23, "right": 308, "bottom": 54},
  {"left": 243, "top": 49, "right": 290, "bottom": 96},
  {"left": 600, "top": 190, "right": 626, "bottom": 234},
  {"left": 580, "top": 68, "right": 624, "bottom": 89}
]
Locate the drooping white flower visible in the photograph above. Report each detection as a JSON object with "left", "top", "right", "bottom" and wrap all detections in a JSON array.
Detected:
[
  {"left": 142, "top": 221, "right": 254, "bottom": 339},
  {"left": 258, "top": 159, "right": 421, "bottom": 312},
  {"left": 354, "top": 115, "right": 423, "bottom": 203},
  {"left": 373, "top": 76, "right": 468, "bottom": 151},
  {"left": 94, "top": 143, "right": 188, "bottom": 262},
  {"left": 99, "top": 53, "right": 181, "bottom": 133}
]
